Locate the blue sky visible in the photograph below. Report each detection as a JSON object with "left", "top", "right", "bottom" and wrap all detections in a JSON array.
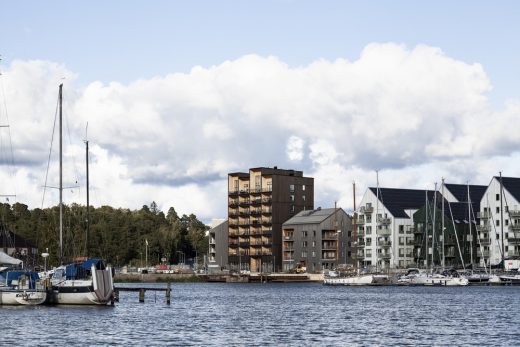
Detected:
[
  {"left": 2, "top": 1, "right": 520, "bottom": 220},
  {"left": 3, "top": 1, "right": 519, "bottom": 106}
]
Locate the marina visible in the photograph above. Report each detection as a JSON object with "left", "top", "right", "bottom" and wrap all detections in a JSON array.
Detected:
[{"left": 2, "top": 282, "right": 520, "bottom": 346}]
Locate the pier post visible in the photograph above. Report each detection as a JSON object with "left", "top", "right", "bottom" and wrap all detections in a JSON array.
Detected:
[
  {"left": 166, "top": 283, "right": 171, "bottom": 305},
  {"left": 139, "top": 288, "right": 145, "bottom": 303},
  {"left": 114, "top": 289, "right": 119, "bottom": 303}
]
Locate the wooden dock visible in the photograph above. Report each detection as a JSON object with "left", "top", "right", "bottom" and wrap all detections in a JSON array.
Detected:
[{"left": 114, "top": 283, "right": 171, "bottom": 304}]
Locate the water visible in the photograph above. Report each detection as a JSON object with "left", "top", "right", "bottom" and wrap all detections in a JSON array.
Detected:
[{"left": 2, "top": 283, "right": 519, "bottom": 346}]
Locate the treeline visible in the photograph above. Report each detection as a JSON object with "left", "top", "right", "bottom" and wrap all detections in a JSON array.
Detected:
[{"left": 0, "top": 201, "right": 209, "bottom": 268}]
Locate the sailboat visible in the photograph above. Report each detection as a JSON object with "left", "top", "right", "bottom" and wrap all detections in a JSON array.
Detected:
[
  {"left": 323, "top": 180, "right": 389, "bottom": 286},
  {"left": 0, "top": 251, "right": 47, "bottom": 305},
  {"left": 0, "top": 70, "right": 47, "bottom": 305},
  {"left": 45, "top": 84, "right": 114, "bottom": 305},
  {"left": 423, "top": 179, "right": 468, "bottom": 286}
]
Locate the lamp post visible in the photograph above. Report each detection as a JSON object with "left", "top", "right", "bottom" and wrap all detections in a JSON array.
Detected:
[
  {"left": 145, "top": 239, "right": 149, "bottom": 268},
  {"left": 42, "top": 248, "right": 49, "bottom": 272}
]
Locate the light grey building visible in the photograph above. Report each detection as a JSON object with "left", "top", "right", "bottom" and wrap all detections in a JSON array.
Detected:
[
  {"left": 208, "top": 220, "right": 228, "bottom": 272},
  {"left": 282, "top": 207, "right": 352, "bottom": 273}
]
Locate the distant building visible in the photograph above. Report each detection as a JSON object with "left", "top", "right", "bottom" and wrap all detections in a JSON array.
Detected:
[
  {"left": 227, "top": 167, "right": 314, "bottom": 272},
  {"left": 413, "top": 183, "right": 487, "bottom": 269},
  {"left": 356, "top": 188, "right": 436, "bottom": 269},
  {"left": 282, "top": 207, "right": 352, "bottom": 273},
  {"left": 0, "top": 226, "right": 39, "bottom": 265},
  {"left": 208, "top": 220, "right": 228, "bottom": 272},
  {"left": 477, "top": 176, "right": 520, "bottom": 267}
]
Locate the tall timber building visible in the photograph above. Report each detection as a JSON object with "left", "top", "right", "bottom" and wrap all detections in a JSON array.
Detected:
[{"left": 227, "top": 167, "right": 314, "bottom": 272}]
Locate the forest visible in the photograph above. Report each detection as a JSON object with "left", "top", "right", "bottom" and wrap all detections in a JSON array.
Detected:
[{"left": 0, "top": 201, "right": 209, "bottom": 269}]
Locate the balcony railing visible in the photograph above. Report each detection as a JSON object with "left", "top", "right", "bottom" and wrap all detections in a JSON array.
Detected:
[
  {"left": 476, "top": 224, "right": 490, "bottom": 232},
  {"left": 360, "top": 206, "right": 374, "bottom": 214},
  {"left": 376, "top": 228, "right": 391, "bottom": 236},
  {"left": 479, "top": 238, "right": 491, "bottom": 246},
  {"left": 379, "top": 241, "right": 392, "bottom": 248},
  {"left": 508, "top": 249, "right": 520, "bottom": 257},
  {"left": 509, "top": 224, "right": 520, "bottom": 231},
  {"left": 356, "top": 219, "right": 365, "bottom": 225},
  {"left": 508, "top": 210, "right": 520, "bottom": 218},
  {"left": 377, "top": 253, "right": 391, "bottom": 259},
  {"left": 377, "top": 217, "right": 391, "bottom": 225},
  {"left": 477, "top": 211, "right": 491, "bottom": 219}
]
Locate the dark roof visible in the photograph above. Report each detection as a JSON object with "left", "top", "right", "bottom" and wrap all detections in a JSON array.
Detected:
[
  {"left": 284, "top": 208, "right": 344, "bottom": 225},
  {"left": 444, "top": 183, "right": 487, "bottom": 203},
  {"left": 0, "top": 228, "right": 37, "bottom": 249},
  {"left": 442, "top": 202, "right": 479, "bottom": 224},
  {"left": 497, "top": 176, "right": 520, "bottom": 203},
  {"left": 369, "top": 187, "right": 438, "bottom": 218}
]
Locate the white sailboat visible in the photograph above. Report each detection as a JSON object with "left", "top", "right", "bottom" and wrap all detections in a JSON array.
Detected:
[
  {"left": 46, "top": 84, "right": 114, "bottom": 305},
  {"left": 0, "top": 251, "right": 47, "bottom": 305},
  {"left": 323, "top": 180, "right": 389, "bottom": 286},
  {"left": 0, "top": 70, "right": 47, "bottom": 305}
]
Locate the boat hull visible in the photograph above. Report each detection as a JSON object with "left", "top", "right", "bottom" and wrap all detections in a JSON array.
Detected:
[
  {"left": 424, "top": 276, "right": 469, "bottom": 286},
  {"left": 324, "top": 274, "right": 375, "bottom": 286},
  {"left": 0, "top": 289, "right": 46, "bottom": 305}
]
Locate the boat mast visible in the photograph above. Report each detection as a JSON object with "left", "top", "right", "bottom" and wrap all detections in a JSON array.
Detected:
[
  {"left": 425, "top": 190, "right": 428, "bottom": 269},
  {"left": 59, "top": 83, "right": 63, "bottom": 265},
  {"left": 352, "top": 182, "right": 357, "bottom": 269},
  {"left": 375, "top": 170, "right": 379, "bottom": 271},
  {"left": 431, "top": 182, "right": 437, "bottom": 269},
  {"left": 85, "top": 135, "right": 89, "bottom": 258},
  {"left": 441, "top": 178, "right": 445, "bottom": 269},
  {"left": 467, "top": 182, "right": 473, "bottom": 269},
  {"left": 499, "top": 172, "right": 505, "bottom": 270}
]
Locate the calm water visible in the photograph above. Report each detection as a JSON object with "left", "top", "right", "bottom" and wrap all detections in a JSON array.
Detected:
[{"left": 2, "top": 283, "right": 519, "bottom": 346}]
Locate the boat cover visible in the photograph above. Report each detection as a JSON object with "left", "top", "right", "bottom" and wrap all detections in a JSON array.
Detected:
[{"left": 0, "top": 251, "right": 22, "bottom": 265}]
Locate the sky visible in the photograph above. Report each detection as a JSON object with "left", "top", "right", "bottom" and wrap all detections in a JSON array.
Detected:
[{"left": 1, "top": 1, "right": 520, "bottom": 223}]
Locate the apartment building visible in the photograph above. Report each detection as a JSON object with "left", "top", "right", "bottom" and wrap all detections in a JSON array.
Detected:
[
  {"left": 477, "top": 176, "right": 520, "bottom": 267},
  {"left": 227, "top": 167, "right": 314, "bottom": 272},
  {"left": 208, "top": 220, "right": 228, "bottom": 272},
  {"left": 356, "top": 188, "right": 436, "bottom": 269},
  {"left": 282, "top": 207, "right": 352, "bottom": 273}
]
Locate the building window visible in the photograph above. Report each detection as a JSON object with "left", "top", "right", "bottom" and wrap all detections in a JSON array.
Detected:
[
  {"left": 267, "top": 182, "right": 272, "bottom": 191},
  {"left": 496, "top": 194, "right": 500, "bottom": 201},
  {"left": 290, "top": 205, "right": 295, "bottom": 213},
  {"left": 289, "top": 184, "right": 295, "bottom": 193},
  {"left": 302, "top": 195, "right": 306, "bottom": 202},
  {"left": 302, "top": 185, "right": 306, "bottom": 191},
  {"left": 312, "top": 241, "right": 316, "bottom": 247},
  {"left": 303, "top": 230, "right": 308, "bottom": 237},
  {"left": 313, "top": 230, "right": 316, "bottom": 237},
  {"left": 496, "top": 207, "right": 500, "bottom": 213},
  {"left": 506, "top": 219, "right": 509, "bottom": 226},
  {"left": 399, "top": 225, "right": 404, "bottom": 234},
  {"left": 302, "top": 251, "right": 307, "bottom": 257},
  {"left": 302, "top": 241, "right": 307, "bottom": 248},
  {"left": 290, "top": 195, "right": 295, "bottom": 202},
  {"left": 255, "top": 176, "right": 261, "bottom": 189},
  {"left": 311, "top": 251, "right": 315, "bottom": 257},
  {"left": 496, "top": 220, "right": 500, "bottom": 227}
]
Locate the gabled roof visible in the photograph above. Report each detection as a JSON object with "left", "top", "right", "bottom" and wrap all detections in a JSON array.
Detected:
[
  {"left": 369, "top": 187, "right": 437, "bottom": 218},
  {"left": 0, "top": 227, "right": 37, "bottom": 249},
  {"left": 283, "top": 208, "right": 344, "bottom": 225},
  {"left": 444, "top": 183, "right": 487, "bottom": 203},
  {"left": 496, "top": 176, "right": 520, "bottom": 203},
  {"left": 443, "top": 201, "right": 479, "bottom": 223}
]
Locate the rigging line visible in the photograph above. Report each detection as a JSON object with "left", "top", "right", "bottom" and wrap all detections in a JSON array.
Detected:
[
  {"left": 62, "top": 88, "right": 82, "bottom": 201},
  {"left": 41, "top": 92, "right": 60, "bottom": 209},
  {"left": 470, "top": 195, "right": 488, "bottom": 272},
  {"left": 0, "top": 67, "right": 17, "bottom": 202},
  {"left": 447, "top": 200, "right": 465, "bottom": 270}
]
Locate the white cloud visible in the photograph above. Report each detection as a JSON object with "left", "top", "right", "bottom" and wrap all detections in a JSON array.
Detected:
[
  {"left": 1, "top": 43, "right": 519, "bottom": 222},
  {"left": 286, "top": 136, "right": 304, "bottom": 161}
]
